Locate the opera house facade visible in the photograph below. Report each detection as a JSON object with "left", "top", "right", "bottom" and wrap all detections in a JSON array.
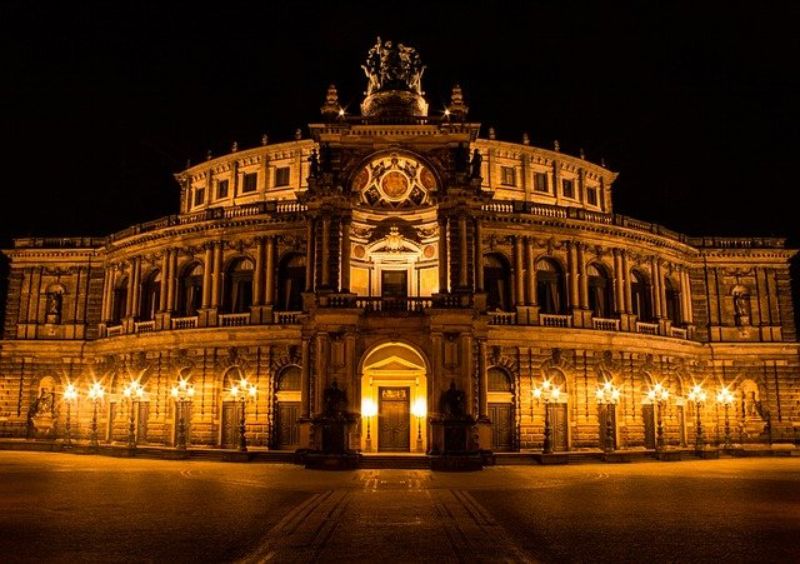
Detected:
[{"left": 2, "top": 41, "right": 798, "bottom": 460}]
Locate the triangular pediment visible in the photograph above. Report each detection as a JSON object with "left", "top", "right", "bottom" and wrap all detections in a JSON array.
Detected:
[{"left": 365, "top": 354, "right": 425, "bottom": 372}]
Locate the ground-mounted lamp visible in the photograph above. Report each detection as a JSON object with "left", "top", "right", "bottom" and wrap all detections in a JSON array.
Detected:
[
  {"left": 87, "top": 382, "right": 105, "bottom": 449},
  {"left": 412, "top": 397, "right": 427, "bottom": 453},
  {"left": 122, "top": 380, "right": 145, "bottom": 450},
  {"left": 229, "top": 377, "right": 256, "bottom": 452},
  {"left": 361, "top": 397, "right": 377, "bottom": 452},
  {"left": 62, "top": 383, "right": 78, "bottom": 449},
  {"left": 170, "top": 378, "right": 194, "bottom": 451},
  {"left": 687, "top": 384, "right": 707, "bottom": 454},
  {"left": 646, "top": 383, "right": 670, "bottom": 451},
  {"left": 595, "top": 381, "right": 621, "bottom": 453},
  {"left": 532, "top": 379, "right": 562, "bottom": 454},
  {"left": 716, "top": 387, "right": 735, "bottom": 450}
]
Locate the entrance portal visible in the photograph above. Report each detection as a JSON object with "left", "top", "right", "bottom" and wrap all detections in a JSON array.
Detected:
[
  {"left": 360, "top": 342, "right": 428, "bottom": 453},
  {"left": 378, "top": 387, "right": 410, "bottom": 452}
]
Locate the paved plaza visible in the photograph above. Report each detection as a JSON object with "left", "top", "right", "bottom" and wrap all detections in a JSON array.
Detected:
[{"left": 0, "top": 452, "right": 798, "bottom": 562}]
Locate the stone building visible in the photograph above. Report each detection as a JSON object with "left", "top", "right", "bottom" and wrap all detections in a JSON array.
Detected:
[{"left": 1, "top": 40, "right": 798, "bottom": 456}]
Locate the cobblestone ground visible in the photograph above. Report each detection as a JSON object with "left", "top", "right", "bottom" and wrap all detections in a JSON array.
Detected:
[{"left": 0, "top": 452, "right": 798, "bottom": 562}]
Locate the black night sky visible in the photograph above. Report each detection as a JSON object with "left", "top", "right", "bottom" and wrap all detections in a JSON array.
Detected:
[{"left": 1, "top": 2, "right": 798, "bottom": 303}]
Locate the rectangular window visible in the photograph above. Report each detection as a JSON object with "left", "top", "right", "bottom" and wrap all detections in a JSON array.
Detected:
[
  {"left": 562, "top": 178, "right": 575, "bottom": 199},
  {"left": 242, "top": 172, "right": 257, "bottom": 193},
  {"left": 275, "top": 167, "right": 290, "bottom": 187},
  {"left": 194, "top": 187, "right": 205, "bottom": 206},
  {"left": 587, "top": 187, "right": 598, "bottom": 206},
  {"left": 534, "top": 172, "right": 548, "bottom": 192},
  {"left": 217, "top": 179, "right": 229, "bottom": 199},
  {"left": 500, "top": 166, "right": 517, "bottom": 187}
]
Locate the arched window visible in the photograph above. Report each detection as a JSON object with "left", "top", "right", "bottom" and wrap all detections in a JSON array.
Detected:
[
  {"left": 587, "top": 263, "right": 613, "bottom": 318},
  {"left": 536, "top": 258, "right": 566, "bottom": 314},
  {"left": 111, "top": 277, "right": 128, "bottom": 324},
  {"left": 177, "top": 263, "right": 204, "bottom": 317},
  {"left": 664, "top": 277, "right": 681, "bottom": 325},
  {"left": 276, "top": 254, "right": 306, "bottom": 311},
  {"left": 484, "top": 253, "right": 513, "bottom": 311},
  {"left": 277, "top": 366, "right": 301, "bottom": 391},
  {"left": 488, "top": 367, "right": 512, "bottom": 392},
  {"left": 631, "top": 270, "right": 653, "bottom": 321},
  {"left": 139, "top": 270, "right": 161, "bottom": 321},
  {"left": 223, "top": 258, "right": 254, "bottom": 314}
]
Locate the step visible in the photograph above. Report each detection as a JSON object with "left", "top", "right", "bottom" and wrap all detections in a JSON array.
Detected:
[{"left": 359, "top": 455, "right": 430, "bottom": 469}]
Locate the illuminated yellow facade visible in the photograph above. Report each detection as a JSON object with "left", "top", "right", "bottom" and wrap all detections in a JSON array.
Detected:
[{"left": 2, "top": 41, "right": 798, "bottom": 457}]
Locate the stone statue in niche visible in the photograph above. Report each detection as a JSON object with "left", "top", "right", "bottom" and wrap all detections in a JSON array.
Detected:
[
  {"left": 470, "top": 149, "right": 482, "bottom": 179},
  {"left": 733, "top": 287, "right": 751, "bottom": 326},
  {"left": 441, "top": 380, "right": 467, "bottom": 420},
  {"left": 26, "top": 386, "right": 56, "bottom": 439},
  {"left": 45, "top": 291, "right": 62, "bottom": 324},
  {"left": 323, "top": 379, "right": 347, "bottom": 416}
]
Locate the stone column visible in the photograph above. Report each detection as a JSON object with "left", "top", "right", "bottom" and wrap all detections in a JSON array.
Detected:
[
  {"left": 202, "top": 244, "right": 213, "bottom": 309},
  {"left": 305, "top": 219, "right": 315, "bottom": 292},
  {"left": 514, "top": 236, "right": 525, "bottom": 306},
  {"left": 526, "top": 238, "right": 536, "bottom": 305},
  {"left": 613, "top": 249, "right": 624, "bottom": 314},
  {"left": 474, "top": 218, "right": 484, "bottom": 292},
  {"left": 211, "top": 242, "right": 222, "bottom": 308},
  {"left": 478, "top": 340, "right": 489, "bottom": 419},
  {"left": 167, "top": 249, "right": 177, "bottom": 312},
  {"left": 264, "top": 236, "right": 275, "bottom": 306},
  {"left": 438, "top": 216, "right": 448, "bottom": 293},
  {"left": 680, "top": 268, "right": 693, "bottom": 323},
  {"left": 125, "top": 262, "right": 134, "bottom": 317},
  {"left": 300, "top": 338, "right": 311, "bottom": 418},
  {"left": 657, "top": 261, "right": 668, "bottom": 320},
  {"left": 321, "top": 216, "right": 330, "bottom": 288},
  {"left": 159, "top": 251, "right": 169, "bottom": 312},
  {"left": 650, "top": 258, "right": 662, "bottom": 318},
  {"left": 622, "top": 252, "right": 632, "bottom": 313},
  {"left": 101, "top": 267, "right": 111, "bottom": 321},
  {"left": 341, "top": 217, "right": 351, "bottom": 293},
  {"left": 568, "top": 242, "right": 579, "bottom": 309},
  {"left": 253, "top": 237, "right": 264, "bottom": 306},
  {"left": 459, "top": 214, "right": 468, "bottom": 289},
  {"left": 578, "top": 244, "right": 588, "bottom": 309}
]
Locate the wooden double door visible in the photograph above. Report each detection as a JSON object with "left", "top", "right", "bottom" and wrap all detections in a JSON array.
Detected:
[
  {"left": 276, "top": 401, "right": 300, "bottom": 450},
  {"left": 548, "top": 403, "right": 569, "bottom": 451},
  {"left": 489, "top": 403, "right": 514, "bottom": 451},
  {"left": 378, "top": 387, "right": 410, "bottom": 452}
]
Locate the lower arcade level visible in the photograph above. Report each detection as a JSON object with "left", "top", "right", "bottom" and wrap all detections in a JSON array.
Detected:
[{"left": 4, "top": 313, "right": 799, "bottom": 453}]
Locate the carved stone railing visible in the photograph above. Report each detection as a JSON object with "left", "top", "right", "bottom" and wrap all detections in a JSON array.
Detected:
[
  {"left": 356, "top": 297, "right": 433, "bottom": 313},
  {"left": 636, "top": 321, "right": 659, "bottom": 335},
  {"left": 540, "top": 313, "right": 572, "bottom": 328},
  {"left": 218, "top": 313, "right": 250, "bottom": 327},
  {"left": 224, "top": 202, "right": 267, "bottom": 218},
  {"left": 488, "top": 310, "right": 517, "bottom": 325},
  {"left": 482, "top": 202, "right": 514, "bottom": 214},
  {"left": 171, "top": 316, "right": 198, "bottom": 330},
  {"left": 592, "top": 317, "right": 620, "bottom": 331},
  {"left": 106, "top": 325, "right": 124, "bottom": 336},
  {"left": 274, "top": 311, "right": 302, "bottom": 324},
  {"left": 275, "top": 202, "right": 308, "bottom": 214},
  {"left": 432, "top": 293, "right": 472, "bottom": 308},
  {"left": 134, "top": 320, "right": 156, "bottom": 333},
  {"left": 670, "top": 326, "right": 689, "bottom": 339}
]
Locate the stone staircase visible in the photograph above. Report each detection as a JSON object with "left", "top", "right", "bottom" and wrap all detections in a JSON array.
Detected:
[{"left": 359, "top": 454, "right": 430, "bottom": 469}]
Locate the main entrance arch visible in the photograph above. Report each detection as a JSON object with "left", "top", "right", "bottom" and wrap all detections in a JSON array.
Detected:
[{"left": 360, "top": 342, "right": 428, "bottom": 453}]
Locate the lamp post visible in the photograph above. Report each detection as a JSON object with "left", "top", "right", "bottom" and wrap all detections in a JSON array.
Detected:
[
  {"left": 595, "top": 381, "right": 621, "bottom": 453},
  {"left": 361, "top": 397, "right": 377, "bottom": 452},
  {"left": 687, "top": 384, "right": 707, "bottom": 454},
  {"left": 412, "top": 397, "right": 427, "bottom": 453},
  {"left": 63, "top": 383, "right": 78, "bottom": 449},
  {"left": 122, "top": 380, "right": 145, "bottom": 450},
  {"left": 716, "top": 387, "right": 734, "bottom": 451},
  {"left": 171, "top": 378, "right": 195, "bottom": 451},
  {"left": 646, "top": 383, "right": 669, "bottom": 451},
  {"left": 87, "top": 382, "right": 105, "bottom": 449},
  {"left": 532, "top": 379, "right": 562, "bottom": 455},
  {"left": 229, "top": 377, "right": 256, "bottom": 452}
]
